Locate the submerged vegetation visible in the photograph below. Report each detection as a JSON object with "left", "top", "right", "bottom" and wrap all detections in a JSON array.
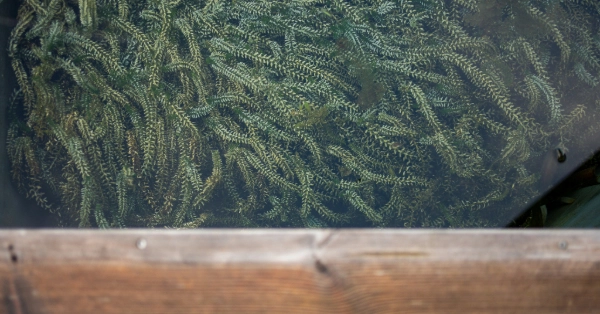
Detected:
[{"left": 6, "top": 0, "right": 600, "bottom": 228}]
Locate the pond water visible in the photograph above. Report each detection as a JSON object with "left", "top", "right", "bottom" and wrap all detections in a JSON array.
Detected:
[{"left": 2, "top": 0, "right": 599, "bottom": 228}]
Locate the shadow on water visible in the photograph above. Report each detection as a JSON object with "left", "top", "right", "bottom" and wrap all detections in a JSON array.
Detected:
[{"left": 0, "top": 0, "right": 57, "bottom": 227}]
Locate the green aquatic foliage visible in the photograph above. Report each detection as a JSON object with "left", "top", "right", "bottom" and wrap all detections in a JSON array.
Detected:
[{"left": 6, "top": 0, "right": 600, "bottom": 227}]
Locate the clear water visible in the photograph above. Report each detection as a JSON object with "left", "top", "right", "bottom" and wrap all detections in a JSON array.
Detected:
[{"left": 2, "top": 0, "right": 600, "bottom": 228}]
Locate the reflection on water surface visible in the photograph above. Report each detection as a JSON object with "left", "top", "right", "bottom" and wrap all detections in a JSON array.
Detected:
[{"left": 5, "top": 0, "right": 600, "bottom": 228}]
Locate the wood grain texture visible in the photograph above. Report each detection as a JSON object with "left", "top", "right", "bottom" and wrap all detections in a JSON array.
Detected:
[{"left": 0, "top": 229, "right": 599, "bottom": 313}]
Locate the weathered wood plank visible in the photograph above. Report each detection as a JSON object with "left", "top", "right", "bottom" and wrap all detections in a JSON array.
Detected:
[{"left": 1, "top": 230, "right": 599, "bottom": 313}]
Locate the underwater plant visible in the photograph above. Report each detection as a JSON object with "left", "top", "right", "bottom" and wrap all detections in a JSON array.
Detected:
[{"left": 6, "top": 0, "right": 600, "bottom": 228}]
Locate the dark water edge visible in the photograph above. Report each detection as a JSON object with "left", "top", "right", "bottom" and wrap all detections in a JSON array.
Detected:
[{"left": 0, "top": 0, "right": 56, "bottom": 227}]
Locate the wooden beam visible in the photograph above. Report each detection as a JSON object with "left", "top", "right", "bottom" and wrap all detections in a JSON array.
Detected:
[{"left": 1, "top": 230, "right": 599, "bottom": 313}]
